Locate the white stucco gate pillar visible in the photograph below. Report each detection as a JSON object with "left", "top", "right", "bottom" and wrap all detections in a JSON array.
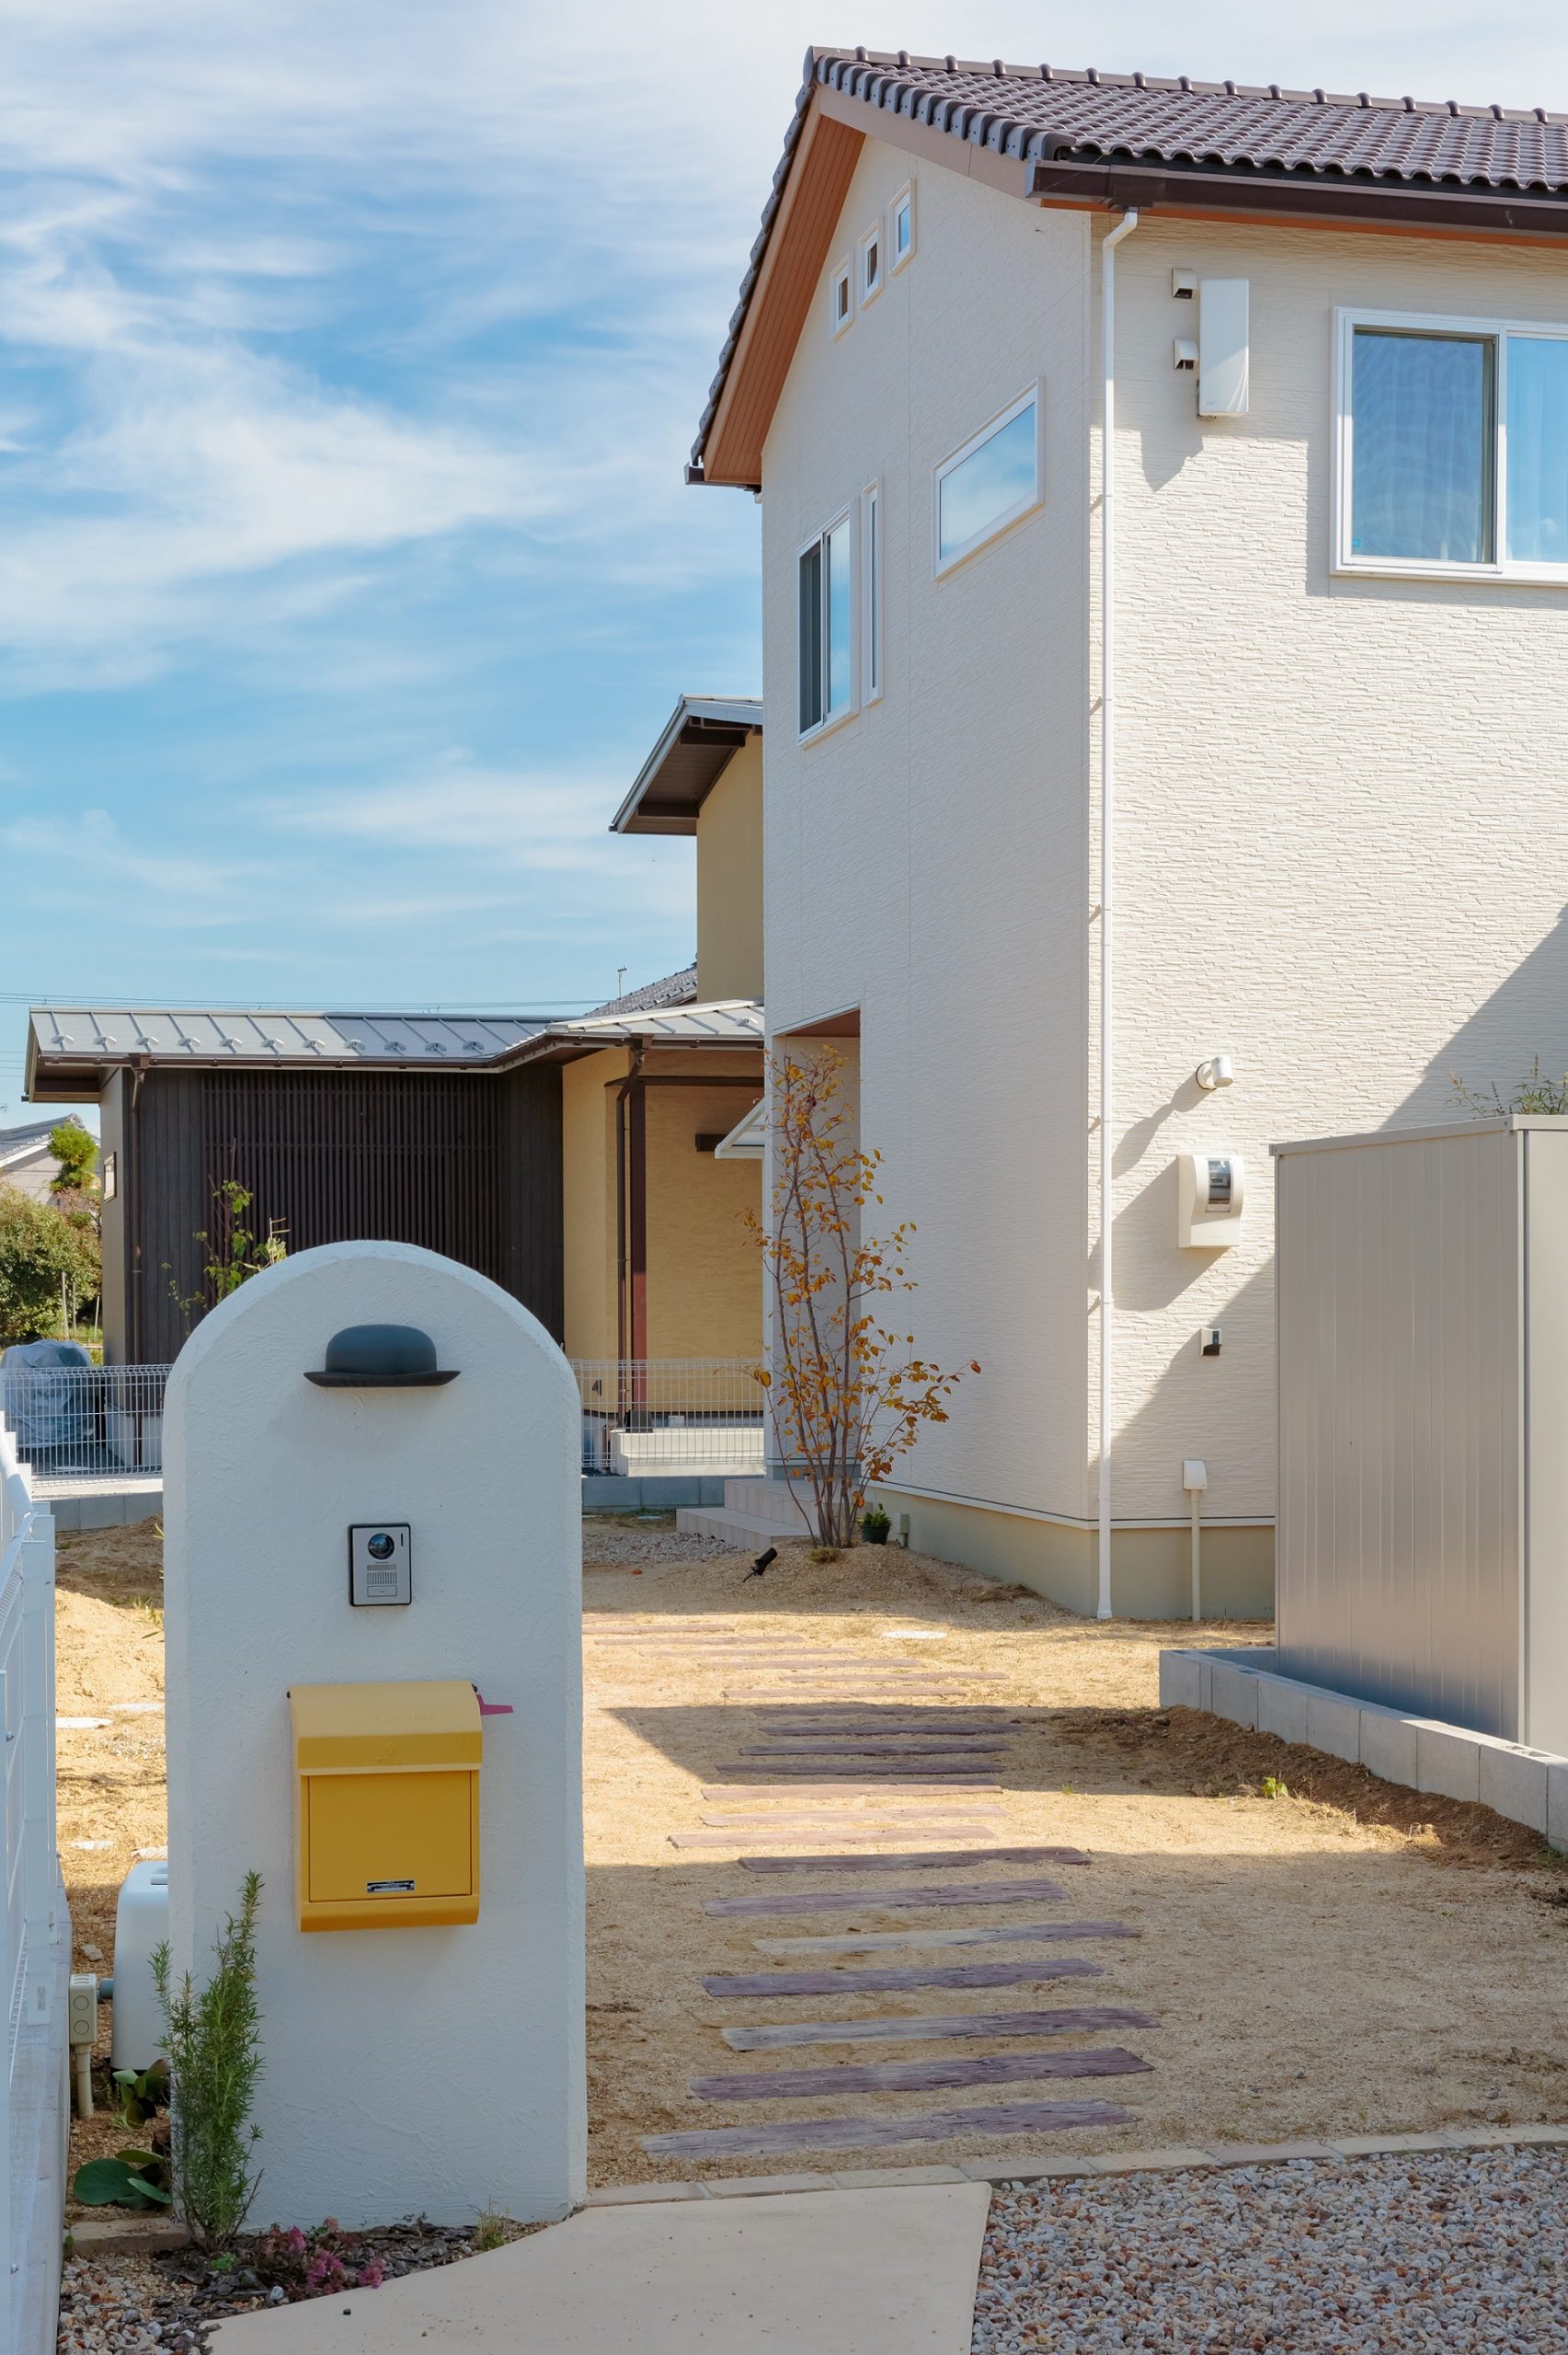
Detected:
[{"left": 163, "top": 1240, "right": 585, "bottom": 2228}]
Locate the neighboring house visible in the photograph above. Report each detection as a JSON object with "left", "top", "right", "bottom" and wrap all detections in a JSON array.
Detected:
[
  {"left": 0, "top": 1114, "right": 91, "bottom": 1205},
  {"left": 23, "top": 699, "right": 762, "bottom": 1364},
  {"left": 690, "top": 49, "right": 1568, "bottom": 1616}
]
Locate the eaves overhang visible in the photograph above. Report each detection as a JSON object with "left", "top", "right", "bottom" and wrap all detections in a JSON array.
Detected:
[{"left": 690, "top": 46, "right": 1568, "bottom": 491}]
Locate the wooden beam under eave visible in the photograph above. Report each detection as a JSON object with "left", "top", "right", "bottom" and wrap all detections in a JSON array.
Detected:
[{"left": 701, "top": 102, "right": 864, "bottom": 488}]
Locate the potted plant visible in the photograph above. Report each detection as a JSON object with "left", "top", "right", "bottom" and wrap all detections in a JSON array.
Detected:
[{"left": 860, "top": 1504, "right": 891, "bottom": 1546}]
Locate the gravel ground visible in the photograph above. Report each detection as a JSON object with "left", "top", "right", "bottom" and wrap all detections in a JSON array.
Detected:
[
  {"left": 582, "top": 1516, "right": 745, "bottom": 1568},
  {"left": 972, "top": 2147, "right": 1568, "bottom": 2352},
  {"left": 57, "top": 2220, "right": 507, "bottom": 2352}
]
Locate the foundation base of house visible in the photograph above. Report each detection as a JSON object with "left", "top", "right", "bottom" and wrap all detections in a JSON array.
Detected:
[{"left": 875, "top": 1492, "right": 1275, "bottom": 1622}]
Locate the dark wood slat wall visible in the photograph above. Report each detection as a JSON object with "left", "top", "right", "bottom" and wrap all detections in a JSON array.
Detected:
[{"left": 132, "top": 1065, "right": 563, "bottom": 1361}]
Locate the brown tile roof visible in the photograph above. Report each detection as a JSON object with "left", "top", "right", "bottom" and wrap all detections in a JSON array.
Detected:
[
  {"left": 691, "top": 49, "right": 1568, "bottom": 478},
  {"left": 816, "top": 53, "right": 1568, "bottom": 189}
]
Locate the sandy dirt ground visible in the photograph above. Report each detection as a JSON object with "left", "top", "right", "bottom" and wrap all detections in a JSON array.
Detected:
[{"left": 56, "top": 1516, "right": 1568, "bottom": 2202}]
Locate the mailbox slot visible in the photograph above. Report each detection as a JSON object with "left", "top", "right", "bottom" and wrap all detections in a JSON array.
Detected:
[{"left": 290, "top": 1680, "right": 482, "bottom": 1933}]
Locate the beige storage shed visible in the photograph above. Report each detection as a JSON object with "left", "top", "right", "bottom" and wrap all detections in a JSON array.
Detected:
[{"left": 1274, "top": 1116, "right": 1568, "bottom": 1755}]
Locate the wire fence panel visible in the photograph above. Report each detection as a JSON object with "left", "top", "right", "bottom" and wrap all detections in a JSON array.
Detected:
[
  {"left": 570, "top": 1359, "right": 766, "bottom": 1477},
  {"left": 0, "top": 1362, "right": 170, "bottom": 1482},
  {"left": 3, "top": 1357, "right": 767, "bottom": 1485}
]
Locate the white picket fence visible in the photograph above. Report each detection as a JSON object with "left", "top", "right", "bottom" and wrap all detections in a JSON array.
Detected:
[{"left": 0, "top": 1411, "right": 66, "bottom": 2355}]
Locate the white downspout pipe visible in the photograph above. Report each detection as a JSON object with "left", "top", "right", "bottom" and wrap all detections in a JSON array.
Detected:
[{"left": 1097, "top": 207, "right": 1138, "bottom": 1623}]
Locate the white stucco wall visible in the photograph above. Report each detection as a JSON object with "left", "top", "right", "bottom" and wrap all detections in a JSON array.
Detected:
[
  {"left": 1103, "top": 216, "right": 1568, "bottom": 1528},
  {"left": 163, "top": 1241, "right": 585, "bottom": 2227},
  {"left": 761, "top": 139, "right": 1093, "bottom": 1527},
  {"left": 761, "top": 129, "right": 1568, "bottom": 1556}
]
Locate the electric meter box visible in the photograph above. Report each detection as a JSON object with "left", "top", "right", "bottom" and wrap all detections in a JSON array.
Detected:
[
  {"left": 1177, "top": 1150, "right": 1245, "bottom": 1246},
  {"left": 289, "top": 1679, "right": 482, "bottom": 1933}
]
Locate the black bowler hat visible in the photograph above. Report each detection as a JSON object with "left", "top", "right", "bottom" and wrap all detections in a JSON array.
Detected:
[{"left": 304, "top": 1324, "right": 460, "bottom": 1387}]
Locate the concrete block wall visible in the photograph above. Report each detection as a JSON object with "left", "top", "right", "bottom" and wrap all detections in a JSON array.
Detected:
[{"left": 1162, "top": 1645, "right": 1568, "bottom": 1848}]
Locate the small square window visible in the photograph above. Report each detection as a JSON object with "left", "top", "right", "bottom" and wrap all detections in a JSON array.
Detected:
[
  {"left": 829, "top": 258, "right": 853, "bottom": 338},
  {"left": 891, "top": 184, "right": 913, "bottom": 270},
  {"left": 860, "top": 224, "right": 882, "bottom": 304}
]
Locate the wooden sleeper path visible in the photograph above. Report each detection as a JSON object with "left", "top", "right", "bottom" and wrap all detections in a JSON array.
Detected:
[
  {"left": 705, "top": 1876, "right": 1075, "bottom": 1914},
  {"left": 721, "top": 2005, "right": 1157, "bottom": 2051},
  {"left": 703, "top": 1958, "right": 1105, "bottom": 1997},
  {"left": 711, "top": 1758, "right": 1013, "bottom": 1778},
  {"left": 700, "top": 1782, "right": 1003, "bottom": 1800},
  {"left": 642, "top": 2097, "right": 1132, "bottom": 2161},
  {"left": 670, "top": 1824, "right": 1003, "bottom": 1848},
  {"left": 737, "top": 1846, "right": 1085, "bottom": 1871},
  {"left": 752, "top": 1920, "right": 1139, "bottom": 1956},
  {"left": 688, "top": 2048, "right": 1152, "bottom": 2102}
]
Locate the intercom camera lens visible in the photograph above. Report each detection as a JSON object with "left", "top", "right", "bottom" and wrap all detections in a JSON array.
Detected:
[{"left": 367, "top": 1532, "right": 395, "bottom": 1560}]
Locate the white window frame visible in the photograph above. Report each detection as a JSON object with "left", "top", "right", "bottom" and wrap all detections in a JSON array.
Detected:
[
  {"left": 891, "top": 182, "right": 914, "bottom": 271},
  {"left": 829, "top": 256, "right": 853, "bottom": 339},
  {"left": 1333, "top": 304, "right": 1568, "bottom": 585},
  {"left": 862, "top": 478, "right": 883, "bottom": 704},
  {"left": 932, "top": 384, "right": 1044, "bottom": 579},
  {"left": 796, "top": 506, "right": 856, "bottom": 743},
  {"left": 859, "top": 222, "right": 884, "bottom": 307}
]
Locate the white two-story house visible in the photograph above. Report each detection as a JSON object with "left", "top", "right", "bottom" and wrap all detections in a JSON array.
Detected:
[{"left": 688, "top": 50, "right": 1568, "bottom": 1619}]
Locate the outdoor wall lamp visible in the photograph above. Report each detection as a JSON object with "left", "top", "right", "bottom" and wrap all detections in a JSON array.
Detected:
[
  {"left": 1195, "top": 1054, "right": 1235, "bottom": 1092},
  {"left": 304, "top": 1324, "right": 460, "bottom": 1387}
]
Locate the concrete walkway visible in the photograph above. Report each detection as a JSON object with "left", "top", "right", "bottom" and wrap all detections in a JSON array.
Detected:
[{"left": 212, "top": 2183, "right": 990, "bottom": 2353}]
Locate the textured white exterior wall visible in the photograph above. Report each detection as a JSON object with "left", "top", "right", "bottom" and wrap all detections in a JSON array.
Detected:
[
  {"left": 761, "top": 141, "right": 1093, "bottom": 1524},
  {"left": 763, "top": 150, "right": 1568, "bottom": 1547},
  {"left": 1105, "top": 217, "right": 1568, "bottom": 1527},
  {"left": 164, "top": 1241, "right": 585, "bottom": 2227}
]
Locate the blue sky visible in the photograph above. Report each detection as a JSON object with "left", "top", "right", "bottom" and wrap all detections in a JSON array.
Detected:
[{"left": 5, "top": 0, "right": 1567, "bottom": 1116}]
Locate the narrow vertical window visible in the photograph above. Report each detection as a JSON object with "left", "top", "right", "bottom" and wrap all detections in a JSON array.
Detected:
[
  {"left": 797, "top": 513, "right": 853, "bottom": 736},
  {"left": 797, "top": 540, "right": 823, "bottom": 733},
  {"left": 829, "top": 258, "right": 852, "bottom": 338},
  {"left": 1505, "top": 336, "right": 1568, "bottom": 562},
  {"left": 891, "top": 185, "right": 913, "bottom": 270},
  {"left": 863, "top": 482, "right": 882, "bottom": 701},
  {"left": 860, "top": 224, "right": 882, "bottom": 304}
]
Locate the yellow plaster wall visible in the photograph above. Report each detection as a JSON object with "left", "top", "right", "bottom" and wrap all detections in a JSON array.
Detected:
[
  {"left": 644, "top": 1056, "right": 762, "bottom": 1360},
  {"left": 560, "top": 1046, "right": 762, "bottom": 1363},
  {"left": 695, "top": 737, "right": 763, "bottom": 1003},
  {"left": 560, "top": 1046, "right": 625, "bottom": 1362}
]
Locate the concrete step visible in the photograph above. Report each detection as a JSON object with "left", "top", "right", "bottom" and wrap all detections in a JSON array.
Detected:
[
  {"left": 678, "top": 1501, "right": 818, "bottom": 1549},
  {"left": 719, "top": 1478, "right": 818, "bottom": 1524}
]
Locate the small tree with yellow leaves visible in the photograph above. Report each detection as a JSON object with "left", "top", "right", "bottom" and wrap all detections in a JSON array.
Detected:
[{"left": 746, "top": 1051, "right": 977, "bottom": 1551}]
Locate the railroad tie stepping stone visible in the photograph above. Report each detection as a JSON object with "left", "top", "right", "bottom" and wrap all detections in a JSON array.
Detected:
[
  {"left": 722, "top": 2005, "right": 1158, "bottom": 2051},
  {"left": 737, "top": 1847, "right": 1087, "bottom": 1873},
  {"left": 704, "top": 1958, "right": 1106, "bottom": 1998},
  {"left": 738, "top": 1744, "right": 1012, "bottom": 1759},
  {"left": 700, "top": 1812, "right": 996, "bottom": 1831},
  {"left": 689, "top": 2048, "right": 1152, "bottom": 2101},
  {"left": 701, "top": 1783, "right": 1002, "bottom": 1801},
  {"left": 707, "top": 1877, "right": 1073, "bottom": 1915},
  {"left": 671, "top": 1823, "right": 1001, "bottom": 1848},
  {"left": 754, "top": 1920, "right": 1139, "bottom": 1956},
  {"left": 712, "top": 1758, "right": 1013, "bottom": 1777},
  {"left": 642, "top": 2098, "right": 1132, "bottom": 2162}
]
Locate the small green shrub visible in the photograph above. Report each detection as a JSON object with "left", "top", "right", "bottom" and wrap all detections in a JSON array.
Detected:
[
  {"left": 860, "top": 1506, "right": 891, "bottom": 1545},
  {"left": 1260, "top": 1775, "right": 1289, "bottom": 1800},
  {"left": 73, "top": 2149, "right": 171, "bottom": 2210},
  {"left": 153, "top": 1870, "right": 264, "bottom": 2251}
]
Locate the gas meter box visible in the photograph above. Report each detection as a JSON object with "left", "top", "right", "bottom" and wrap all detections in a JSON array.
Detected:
[{"left": 289, "top": 1680, "right": 482, "bottom": 1933}]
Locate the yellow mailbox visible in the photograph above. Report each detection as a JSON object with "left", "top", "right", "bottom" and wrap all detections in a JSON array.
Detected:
[{"left": 289, "top": 1680, "right": 482, "bottom": 1932}]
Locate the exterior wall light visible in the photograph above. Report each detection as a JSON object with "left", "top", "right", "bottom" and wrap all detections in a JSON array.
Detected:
[{"left": 1195, "top": 1054, "right": 1235, "bottom": 1092}]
